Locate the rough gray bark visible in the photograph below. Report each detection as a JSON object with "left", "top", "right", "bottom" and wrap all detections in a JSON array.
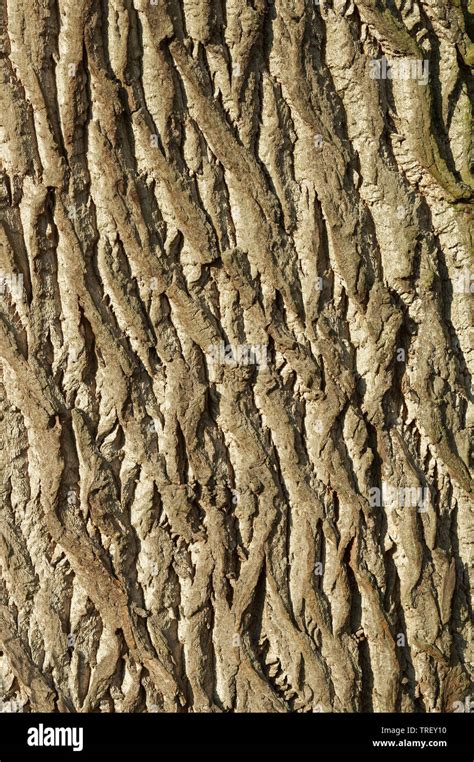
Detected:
[{"left": 0, "top": 0, "right": 472, "bottom": 714}]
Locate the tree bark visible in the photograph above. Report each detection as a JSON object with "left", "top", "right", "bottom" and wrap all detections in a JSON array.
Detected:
[{"left": 0, "top": 0, "right": 472, "bottom": 714}]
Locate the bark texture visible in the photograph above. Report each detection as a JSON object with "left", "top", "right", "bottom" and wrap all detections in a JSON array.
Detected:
[{"left": 0, "top": 0, "right": 472, "bottom": 714}]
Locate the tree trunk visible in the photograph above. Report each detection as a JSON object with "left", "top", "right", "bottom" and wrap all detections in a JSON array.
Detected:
[{"left": 0, "top": 0, "right": 472, "bottom": 714}]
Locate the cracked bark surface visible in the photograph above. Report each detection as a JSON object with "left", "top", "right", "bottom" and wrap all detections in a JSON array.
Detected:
[{"left": 0, "top": 0, "right": 472, "bottom": 714}]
